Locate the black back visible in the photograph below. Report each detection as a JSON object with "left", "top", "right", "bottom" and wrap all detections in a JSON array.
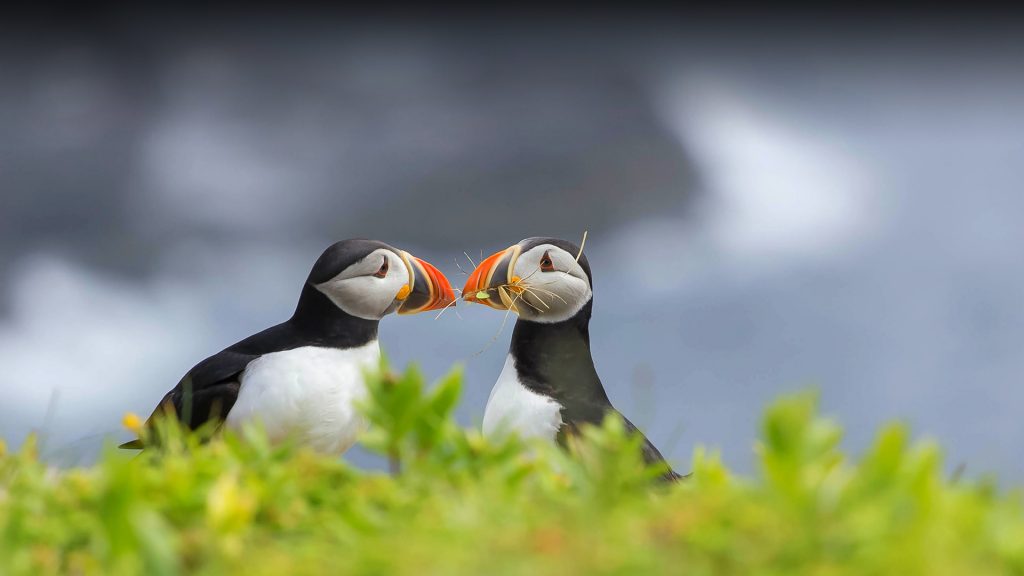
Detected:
[
  {"left": 132, "top": 240, "right": 386, "bottom": 441},
  {"left": 143, "top": 287, "right": 378, "bottom": 434}
]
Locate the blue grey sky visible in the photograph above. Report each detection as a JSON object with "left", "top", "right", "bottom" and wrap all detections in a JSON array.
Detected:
[{"left": 1, "top": 13, "right": 1021, "bottom": 480}]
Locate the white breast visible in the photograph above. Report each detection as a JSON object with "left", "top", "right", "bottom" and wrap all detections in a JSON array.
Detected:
[
  {"left": 225, "top": 342, "right": 379, "bottom": 455},
  {"left": 482, "top": 355, "right": 563, "bottom": 442}
]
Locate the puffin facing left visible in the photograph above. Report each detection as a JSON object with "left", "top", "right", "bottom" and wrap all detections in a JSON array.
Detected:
[{"left": 121, "top": 239, "right": 455, "bottom": 454}]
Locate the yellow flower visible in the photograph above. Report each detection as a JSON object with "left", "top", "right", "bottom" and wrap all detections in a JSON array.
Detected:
[
  {"left": 207, "top": 474, "right": 256, "bottom": 532},
  {"left": 122, "top": 412, "right": 143, "bottom": 435}
]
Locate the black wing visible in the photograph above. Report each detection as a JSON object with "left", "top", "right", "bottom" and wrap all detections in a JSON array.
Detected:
[
  {"left": 558, "top": 402, "right": 685, "bottom": 483},
  {"left": 621, "top": 414, "right": 686, "bottom": 482},
  {"left": 152, "top": 351, "right": 252, "bottom": 427},
  {"left": 121, "top": 322, "right": 299, "bottom": 449}
]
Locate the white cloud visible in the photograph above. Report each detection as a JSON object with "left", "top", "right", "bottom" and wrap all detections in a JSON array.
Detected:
[
  {"left": 608, "top": 76, "right": 878, "bottom": 296},
  {"left": 0, "top": 245, "right": 307, "bottom": 459},
  {"left": 0, "top": 257, "right": 198, "bottom": 451},
  {"left": 686, "top": 82, "right": 871, "bottom": 258}
]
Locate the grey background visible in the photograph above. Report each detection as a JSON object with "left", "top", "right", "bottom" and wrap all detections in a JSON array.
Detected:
[{"left": 2, "top": 11, "right": 1022, "bottom": 480}]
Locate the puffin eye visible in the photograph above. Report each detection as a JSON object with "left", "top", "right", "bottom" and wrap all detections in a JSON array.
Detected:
[
  {"left": 373, "top": 257, "right": 389, "bottom": 278},
  {"left": 539, "top": 251, "right": 555, "bottom": 272}
]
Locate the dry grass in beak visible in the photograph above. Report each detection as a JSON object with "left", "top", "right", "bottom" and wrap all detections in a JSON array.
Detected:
[
  {"left": 433, "top": 288, "right": 463, "bottom": 320},
  {"left": 462, "top": 232, "right": 587, "bottom": 355},
  {"left": 576, "top": 230, "right": 588, "bottom": 262},
  {"left": 468, "top": 282, "right": 538, "bottom": 357}
]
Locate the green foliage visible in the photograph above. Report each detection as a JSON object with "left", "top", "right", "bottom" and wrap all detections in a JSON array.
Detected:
[{"left": 1, "top": 365, "right": 1022, "bottom": 575}]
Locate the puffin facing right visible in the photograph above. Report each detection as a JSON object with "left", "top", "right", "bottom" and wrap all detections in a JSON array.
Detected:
[
  {"left": 125, "top": 239, "right": 454, "bottom": 455},
  {"left": 462, "top": 237, "right": 683, "bottom": 481}
]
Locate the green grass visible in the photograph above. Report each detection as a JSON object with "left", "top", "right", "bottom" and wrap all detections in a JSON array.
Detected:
[{"left": 2, "top": 362, "right": 1022, "bottom": 575}]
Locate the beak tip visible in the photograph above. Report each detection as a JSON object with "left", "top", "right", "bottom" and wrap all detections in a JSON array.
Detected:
[
  {"left": 461, "top": 246, "right": 515, "bottom": 308},
  {"left": 396, "top": 254, "right": 457, "bottom": 314}
]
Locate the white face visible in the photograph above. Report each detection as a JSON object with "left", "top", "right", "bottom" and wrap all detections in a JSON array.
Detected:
[
  {"left": 314, "top": 248, "right": 411, "bottom": 320},
  {"left": 504, "top": 244, "right": 592, "bottom": 323}
]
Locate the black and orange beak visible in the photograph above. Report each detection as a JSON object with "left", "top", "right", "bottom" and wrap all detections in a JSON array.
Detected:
[
  {"left": 397, "top": 252, "right": 455, "bottom": 315},
  {"left": 462, "top": 245, "right": 521, "bottom": 310}
]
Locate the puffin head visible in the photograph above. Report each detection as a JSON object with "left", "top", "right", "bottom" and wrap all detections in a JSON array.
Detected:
[
  {"left": 462, "top": 237, "right": 593, "bottom": 323},
  {"left": 307, "top": 239, "right": 455, "bottom": 320}
]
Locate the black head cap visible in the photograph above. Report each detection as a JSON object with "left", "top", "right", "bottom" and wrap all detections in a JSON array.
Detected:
[
  {"left": 518, "top": 236, "right": 593, "bottom": 287},
  {"left": 306, "top": 239, "right": 397, "bottom": 285}
]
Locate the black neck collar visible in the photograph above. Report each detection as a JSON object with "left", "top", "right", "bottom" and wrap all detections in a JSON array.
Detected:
[
  {"left": 289, "top": 283, "right": 379, "bottom": 349},
  {"left": 508, "top": 299, "right": 610, "bottom": 406}
]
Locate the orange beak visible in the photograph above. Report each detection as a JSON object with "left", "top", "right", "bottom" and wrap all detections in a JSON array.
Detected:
[
  {"left": 462, "top": 245, "right": 520, "bottom": 310},
  {"left": 397, "top": 253, "right": 456, "bottom": 315}
]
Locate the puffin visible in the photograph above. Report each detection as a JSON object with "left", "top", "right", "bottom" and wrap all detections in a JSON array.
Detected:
[
  {"left": 123, "top": 239, "right": 454, "bottom": 454},
  {"left": 462, "top": 237, "right": 682, "bottom": 481}
]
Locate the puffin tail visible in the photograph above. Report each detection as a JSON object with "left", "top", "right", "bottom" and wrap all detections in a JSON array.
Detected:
[{"left": 661, "top": 468, "right": 689, "bottom": 483}]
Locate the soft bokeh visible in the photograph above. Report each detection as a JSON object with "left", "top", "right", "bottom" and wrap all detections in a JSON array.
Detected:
[{"left": 2, "top": 11, "right": 1022, "bottom": 480}]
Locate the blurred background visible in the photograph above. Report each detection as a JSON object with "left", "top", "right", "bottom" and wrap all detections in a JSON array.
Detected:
[{"left": 2, "top": 9, "right": 1022, "bottom": 480}]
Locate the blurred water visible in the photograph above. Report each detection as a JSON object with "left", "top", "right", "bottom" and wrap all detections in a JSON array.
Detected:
[{"left": 1, "top": 14, "right": 1022, "bottom": 480}]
